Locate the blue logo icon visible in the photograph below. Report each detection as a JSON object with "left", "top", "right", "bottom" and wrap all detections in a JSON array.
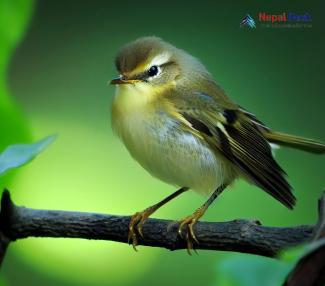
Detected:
[{"left": 240, "top": 14, "right": 256, "bottom": 28}]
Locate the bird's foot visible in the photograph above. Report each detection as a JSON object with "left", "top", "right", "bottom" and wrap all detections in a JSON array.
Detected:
[
  {"left": 177, "top": 207, "right": 206, "bottom": 255},
  {"left": 128, "top": 207, "right": 155, "bottom": 250}
]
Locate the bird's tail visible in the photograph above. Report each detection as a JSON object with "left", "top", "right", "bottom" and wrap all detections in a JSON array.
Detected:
[{"left": 264, "top": 131, "right": 325, "bottom": 154}]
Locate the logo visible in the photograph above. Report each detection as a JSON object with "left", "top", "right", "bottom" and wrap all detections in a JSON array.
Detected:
[
  {"left": 259, "top": 12, "right": 312, "bottom": 23},
  {"left": 240, "top": 14, "right": 256, "bottom": 28},
  {"left": 240, "top": 12, "right": 312, "bottom": 29}
]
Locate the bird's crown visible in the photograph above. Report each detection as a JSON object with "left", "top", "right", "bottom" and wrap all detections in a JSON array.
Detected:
[{"left": 115, "top": 36, "right": 174, "bottom": 74}]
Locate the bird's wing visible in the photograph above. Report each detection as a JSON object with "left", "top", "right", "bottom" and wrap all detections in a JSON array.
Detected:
[{"left": 169, "top": 91, "right": 295, "bottom": 209}]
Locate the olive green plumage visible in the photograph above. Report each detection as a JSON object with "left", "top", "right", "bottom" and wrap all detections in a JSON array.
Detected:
[{"left": 111, "top": 36, "right": 325, "bottom": 211}]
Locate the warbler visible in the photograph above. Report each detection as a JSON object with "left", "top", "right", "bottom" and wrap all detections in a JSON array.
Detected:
[{"left": 110, "top": 36, "right": 325, "bottom": 251}]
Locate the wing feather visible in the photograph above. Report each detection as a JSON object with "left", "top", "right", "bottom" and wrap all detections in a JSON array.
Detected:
[{"left": 171, "top": 91, "right": 296, "bottom": 209}]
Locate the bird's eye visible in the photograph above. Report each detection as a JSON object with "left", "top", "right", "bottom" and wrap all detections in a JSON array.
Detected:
[{"left": 148, "top": 65, "right": 159, "bottom": 77}]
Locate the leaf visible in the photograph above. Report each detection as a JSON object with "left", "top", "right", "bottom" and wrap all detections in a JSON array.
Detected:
[
  {"left": 214, "top": 254, "right": 294, "bottom": 286},
  {"left": 0, "top": 0, "right": 34, "bottom": 189},
  {"left": 0, "top": 134, "right": 57, "bottom": 175}
]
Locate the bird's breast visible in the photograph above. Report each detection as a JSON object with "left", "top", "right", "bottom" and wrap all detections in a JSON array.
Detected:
[{"left": 111, "top": 85, "right": 235, "bottom": 194}]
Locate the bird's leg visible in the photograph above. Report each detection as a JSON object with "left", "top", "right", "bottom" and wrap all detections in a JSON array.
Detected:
[
  {"left": 128, "top": 187, "right": 189, "bottom": 250},
  {"left": 178, "top": 184, "right": 227, "bottom": 254}
]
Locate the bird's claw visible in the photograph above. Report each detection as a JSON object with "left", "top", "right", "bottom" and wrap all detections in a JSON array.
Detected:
[
  {"left": 128, "top": 208, "right": 153, "bottom": 250},
  {"left": 128, "top": 212, "right": 140, "bottom": 250},
  {"left": 177, "top": 212, "right": 202, "bottom": 255}
]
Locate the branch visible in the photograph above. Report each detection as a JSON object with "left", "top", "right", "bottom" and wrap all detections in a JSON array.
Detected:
[
  {"left": 0, "top": 190, "right": 315, "bottom": 266},
  {"left": 284, "top": 191, "right": 325, "bottom": 286}
]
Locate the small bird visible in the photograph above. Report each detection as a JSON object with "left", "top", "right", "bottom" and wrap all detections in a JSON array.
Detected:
[{"left": 110, "top": 36, "right": 325, "bottom": 252}]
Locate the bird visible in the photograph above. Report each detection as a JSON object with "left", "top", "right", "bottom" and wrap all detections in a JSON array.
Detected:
[{"left": 110, "top": 36, "right": 325, "bottom": 252}]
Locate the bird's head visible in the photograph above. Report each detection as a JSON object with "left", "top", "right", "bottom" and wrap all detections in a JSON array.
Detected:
[{"left": 110, "top": 36, "right": 182, "bottom": 89}]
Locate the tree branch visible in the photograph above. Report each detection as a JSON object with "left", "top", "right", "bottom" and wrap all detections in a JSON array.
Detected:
[
  {"left": 284, "top": 191, "right": 325, "bottom": 286},
  {"left": 0, "top": 189, "right": 315, "bottom": 266}
]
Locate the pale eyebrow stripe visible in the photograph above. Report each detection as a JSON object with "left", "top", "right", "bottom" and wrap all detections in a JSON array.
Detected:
[
  {"left": 147, "top": 53, "right": 171, "bottom": 68},
  {"left": 134, "top": 60, "right": 175, "bottom": 81}
]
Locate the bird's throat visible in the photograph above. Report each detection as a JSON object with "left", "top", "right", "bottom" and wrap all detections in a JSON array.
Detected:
[{"left": 113, "top": 83, "right": 155, "bottom": 114}]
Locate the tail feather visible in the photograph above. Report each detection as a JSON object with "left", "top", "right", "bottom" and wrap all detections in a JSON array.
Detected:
[{"left": 265, "top": 131, "right": 325, "bottom": 154}]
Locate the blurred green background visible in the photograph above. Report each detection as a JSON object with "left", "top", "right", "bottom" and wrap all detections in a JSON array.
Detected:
[{"left": 1, "top": 0, "right": 324, "bottom": 285}]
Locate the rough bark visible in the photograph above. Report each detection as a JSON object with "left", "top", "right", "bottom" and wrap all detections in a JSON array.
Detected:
[{"left": 0, "top": 189, "right": 314, "bottom": 268}]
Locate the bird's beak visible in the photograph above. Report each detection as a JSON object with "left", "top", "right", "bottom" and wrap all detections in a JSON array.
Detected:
[{"left": 110, "top": 76, "right": 141, "bottom": 85}]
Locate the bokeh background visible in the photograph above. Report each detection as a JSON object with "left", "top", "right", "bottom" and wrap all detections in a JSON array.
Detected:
[{"left": 1, "top": 0, "right": 324, "bottom": 285}]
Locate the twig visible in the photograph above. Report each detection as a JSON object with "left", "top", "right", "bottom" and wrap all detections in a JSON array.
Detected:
[
  {"left": 0, "top": 189, "right": 314, "bottom": 267},
  {"left": 0, "top": 190, "right": 14, "bottom": 266},
  {"left": 284, "top": 191, "right": 325, "bottom": 286}
]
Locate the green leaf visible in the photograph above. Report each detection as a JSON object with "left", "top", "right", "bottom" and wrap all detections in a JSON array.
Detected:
[
  {"left": 0, "top": 135, "right": 57, "bottom": 175},
  {"left": 213, "top": 244, "right": 307, "bottom": 286},
  {"left": 214, "top": 254, "right": 293, "bottom": 286}
]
